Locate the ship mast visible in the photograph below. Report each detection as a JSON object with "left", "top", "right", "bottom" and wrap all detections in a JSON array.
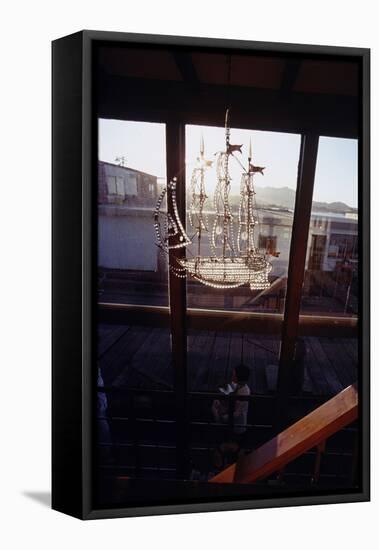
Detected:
[
  {"left": 223, "top": 109, "right": 230, "bottom": 262},
  {"left": 247, "top": 137, "right": 255, "bottom": 256},
  {"left": 197, "top": 134, "right": 205, "bottom": 259}
]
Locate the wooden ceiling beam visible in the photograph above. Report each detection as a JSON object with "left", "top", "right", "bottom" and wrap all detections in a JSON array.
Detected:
[
  {"left": 173, "top": 52, "right": 199, "bottom": 84},
  {"left": 97, "top": 73, "right": 359, "bottom": 138},
  {"left": 280, "top": 60, "right": 302, "bottom": 98}
]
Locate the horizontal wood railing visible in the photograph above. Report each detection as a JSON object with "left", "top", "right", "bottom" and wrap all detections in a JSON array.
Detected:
[
  {"left": 98, "top": 302, "right": 358, "bottom": 337},
  {"left": 210, "top": 383, "right": 358, "bottom": 484}
]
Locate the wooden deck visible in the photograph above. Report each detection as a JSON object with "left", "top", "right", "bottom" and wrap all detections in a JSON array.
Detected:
[{"left": 98, "top": 324, "right": 358, "bottom": 396}]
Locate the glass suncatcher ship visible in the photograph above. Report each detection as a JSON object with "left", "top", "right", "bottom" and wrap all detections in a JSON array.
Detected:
[{"left": 154, "top": 111, "right": 274, "bottom": 291}]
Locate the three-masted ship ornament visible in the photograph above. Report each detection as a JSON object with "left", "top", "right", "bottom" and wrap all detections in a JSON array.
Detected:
[{"left": 154, "top": 110, "right": 274, "bottom": 291}]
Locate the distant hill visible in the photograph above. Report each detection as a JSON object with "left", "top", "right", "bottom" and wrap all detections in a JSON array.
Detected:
[
  {"left": 185, "top": 185, "right": 356, "bottom": 214},
  {"left": 255, "top": 186, "right": 296, "bottom": 209},
  {"left": 311, "top": 201, "right": 357, "bottom": 213},
  {"left": 254, "top": 186, "right": 356, "bottom": 213}
]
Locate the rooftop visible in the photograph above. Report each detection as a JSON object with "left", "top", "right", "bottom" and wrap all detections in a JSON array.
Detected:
[{"left": 99, "top": 159, "right": 158, "bottom": 180}]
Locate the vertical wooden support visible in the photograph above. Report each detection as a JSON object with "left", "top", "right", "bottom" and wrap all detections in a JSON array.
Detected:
[
  {"left": 351, "top": 429, "right": 359, "bottom": 486},
  {"left": 166, "top": 120, "right": 189, "bottom": 479},
  {"left": 275, "top": 134, "right": 319, "bottom": 430},
  {"left": 312, "top": 440, "right": 326, "bottom": 484}
]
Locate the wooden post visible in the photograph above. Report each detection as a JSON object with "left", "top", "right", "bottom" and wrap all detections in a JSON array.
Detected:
[
  {"left": 166, "top": 120, "right": 189, "bottom": 479},
  {"left": 210, "top": 384, "right": 358, "bottom": 484},
  {"left": 312, "top": 440, "right": 326, "bottom": 484},
  {"left": 275, "top": 134, "right": 319, "bottom": 430}
]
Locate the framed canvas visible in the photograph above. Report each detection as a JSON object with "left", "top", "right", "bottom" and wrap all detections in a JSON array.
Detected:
[{"left": 52, "top": 30, "right": 370, "bottom": 519}]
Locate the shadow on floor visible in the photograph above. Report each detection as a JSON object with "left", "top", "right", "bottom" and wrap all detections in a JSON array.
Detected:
[{"left": 22, "top": 491, "right": 51, "bottom": 508}]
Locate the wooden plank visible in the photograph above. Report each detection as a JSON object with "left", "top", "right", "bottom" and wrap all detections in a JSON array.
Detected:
[
  {"left": 299, "top": 344, "right": 319, "bottom": 394},
  {"left": 341, "top": 338, "right": 358, "bottom": 363},
  {"left": 188, "top": 329, "right": 223, "bottom": 391},
  {"left": 187, "top": 329, "right": 200, "bottom": 389},
  {"left": 307, "top": 337, "right": 344, "bottom": 394},
  {"left": 210, "top": 463, "right": 236, "bottom": 484},
  {"left": 188, "top": 331, "right": 216, "bottom": 392},
  {"left": 113, "top": 330, "right": 160, "bottom": 388},
  {"left": 243, "top": 336, "right": 260, "bottom": 392},
  {"left": 303, "top": 337, "right": 331, "bottom": 395},
  {"left": 210, "top": 384, "right": 358, "bottom": 484},
  {"left": 333, "top": 338, "right": 358, "bottom": 378},
  {"left": 125, "top": 365, "right": 153, "bottom": 389},
  {"left": 97, "top": 324, "right": 130, "bottom": 358},
  {"left": 222, "top": 332, "right": 233, "bottom": 383},
  {"left": 319, "top": 338, "right": 357, "bottom": 388},
  {"left": 108, "top": 326, "right": 154, "bottom": 387},
  {"left": 314, "top": 337, "right": 347, "bottom": 389},
  {"left": 249, "top": 345, "right": 268, "bottom": 395},
  {"left": 99, "top": 327, "right": 146, "bottom": 385},
  {"left": 302, "top": 363, "right": 313, "bottom": 394},
  {"left": 207, "top": 333, "right": 231, "bottom": 390},
  {"left": 128, "top": 328, "right": 172, "bottom": 389},
  {"left": 250, "top": 339, "right": 272, "bottom": 394},
  {"left": 97, "top": 324, "right": 111, "bottom": 337},
  {"left": 264, "top": 336, "right": 280, "bottom": 356},
  {"left": 245, "top": 335, "right": 278, "bottom": 394},
  {"left": 228, "top": 333, "right": 244, "bottom": 382},
  {"left": 265, "top": 364, "right": 278, "bottom": 393}
]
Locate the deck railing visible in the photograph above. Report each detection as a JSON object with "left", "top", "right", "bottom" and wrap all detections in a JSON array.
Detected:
[
  {"left": 96, "top": 385, "right": 357, "bottom": 485},
  {"left": 209, "top": 384, "right": 358, "bottom": 484}
]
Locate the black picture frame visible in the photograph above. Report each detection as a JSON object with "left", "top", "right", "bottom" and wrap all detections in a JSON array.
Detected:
[{"left": 52, "top": 30, "right": 370, "bottom": 520}]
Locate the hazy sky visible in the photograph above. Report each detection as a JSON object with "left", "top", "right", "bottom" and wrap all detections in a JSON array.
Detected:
[{"left": 99, "top": 119, "right": 358, "bottom": 208}]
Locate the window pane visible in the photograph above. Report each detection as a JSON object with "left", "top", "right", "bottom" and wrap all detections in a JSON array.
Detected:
[
  {"left": 97, "top": 119, "right": 168, "bottom": 306},
  {"left": 301, "top": 137, "right": 358, "bottom": 317},
  {"left": 185, "top": 125, "right": 301, "bottom": 313},
  {"left": 96, "top": 322, "right": 174, "bottom": 480}
]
